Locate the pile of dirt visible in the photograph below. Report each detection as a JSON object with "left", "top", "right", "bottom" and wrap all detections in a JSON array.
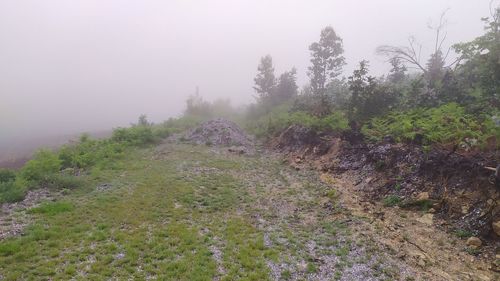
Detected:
[
  {"left": 182, "top": 118, "right": 255, "bottom": 153},
  {"left": 271, "top": 125, "right": 500, "bottom": 243}
]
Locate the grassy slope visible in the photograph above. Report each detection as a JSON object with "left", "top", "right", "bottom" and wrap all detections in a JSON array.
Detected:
[{"left": 0, "top": 143, "right": 408, "bottom": 280}]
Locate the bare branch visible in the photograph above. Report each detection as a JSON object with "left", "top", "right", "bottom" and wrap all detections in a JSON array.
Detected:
[{"left": 376, "top": 41, "right": 428, "bottom": 73}]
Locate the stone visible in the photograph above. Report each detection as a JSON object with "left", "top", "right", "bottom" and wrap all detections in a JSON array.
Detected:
[
  {"left": 416, "top": 213, "right": 434, "bottom": 225},
  {"left": 416, "top": 192, "right": 429, "bottom": 201},
  {"left": 466, "top": 237, "right": 482, "bottom": 248},
  {"left": 428, "top": 208, "right": 436, "bottom": 213},
  {"left": 492, "top": 220, "right": 500, "bottom": 236},
  {"left": 461, "top": 205, "right": 470, "bottom": 214}
]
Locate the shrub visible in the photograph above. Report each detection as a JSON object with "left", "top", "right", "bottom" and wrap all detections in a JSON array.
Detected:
[
  {"left": 20, "top": 150, "right": 61, "bottom": 183},
  {"left": 59, "top": 138, "right": 125, "bottom": 170},
  {"left": 111, "top": 126, "right": 155, "bottom": 146},
  {"left": 161, "top": 116, "right": 204, "bottom": 134},
  {"left": 42, "top": 174, "right": 84, "bottom": 190},
  {"left": 362, "top": 103, "right": 499, "bottom": 148},
  {"left": 383, "top": 195, "right": 402, "bottom": 207},
  {"left": 0, "top": 181, "right": 27, "bottom": 203},
  {"left": 246, "top": 103, "right": 348, "bottom": 138},
  {"left": 0, "top": 169, "right": 16, "bottom": 183}
]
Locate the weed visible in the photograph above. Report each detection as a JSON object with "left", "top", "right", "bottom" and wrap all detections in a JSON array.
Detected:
[
  {"left": 0, "top": 181, "right": 26, "bottom": 203},
  {"left": 28, "top": 201, "right": 74, "bottom": 216},
  {"left": 383, "top": 195, "right": 401, "bottom": 207},
  {"left": 465, "top": 247, "right": 480, "bottom": 255},
  {"left": 0, "top": 240, "right": 20, "bottom": 256},
  {"left": 0, "top": 169, "right": 16, "bottom": 183},
  {"left": 454, "top": 229, "right": 473, "bottom": 238},
  {"left": 281, "top": 269, "right": 291, "bottom": 280}
]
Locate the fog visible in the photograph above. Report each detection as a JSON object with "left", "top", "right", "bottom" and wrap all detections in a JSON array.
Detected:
[{"left": 0, "top": 0, "right": 494, "bottom": 142}]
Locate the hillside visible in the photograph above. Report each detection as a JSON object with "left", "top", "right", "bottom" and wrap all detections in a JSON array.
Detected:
[{"left": 0, "top": 119, "right": 498, "bottom": 280}]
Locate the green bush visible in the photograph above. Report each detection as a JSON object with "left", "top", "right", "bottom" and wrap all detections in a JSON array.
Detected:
[
  {"left": 42, "top": 174, "right": 84, "bottom": 190},
  {"left": 160, "top": 116, "right": 204, "bottom": 134},
  {"left": 0, "top": 181, "right": 27, "bottom": 203},
  {"left": 111, "top": 126, "right": 156, "bottom": 146},
  {"left": 59, "top": 137, "right": 125, "bottom": 170},
  {"left": 247, "top": 103, "right": 348, "bottom": 138},
  {"left": 362, "top": 103, "right": 499, "bottom": 148},
  {"left": 383, "top": 195, "right": 402, "bottom": 207},
  {"left": 0, "top": 169, "right": 16, "bottom": 183},
  {"left": 20, "top": 150, "right": 61, "bottom": 183}
]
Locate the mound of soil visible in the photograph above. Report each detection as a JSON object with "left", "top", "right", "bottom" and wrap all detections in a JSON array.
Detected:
[
  {"left": 271, "top": 125, "right": 500, "bottom": 242},
  {"left": 182, "top": 118, "right": 255, "bottom": 152}
]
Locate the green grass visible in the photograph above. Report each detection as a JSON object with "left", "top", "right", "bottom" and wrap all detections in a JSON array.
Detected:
[
  {"left": 383, "top": 195, "right": 402, "bottom": 207},
  {"left": 0, "top": 143, "right": 408, "bottom": 280},
  {"left": 28, "top": 201, "right": 75, "bottom": 216},
  {"left": 454, "top": 229, "right": 473, "bottom": 238},
  {"left": 362, "top": 103, "right": 500, "bottom": 148},
  {"left": 0, "top": 145, "right": 271, "bottom": 280}
]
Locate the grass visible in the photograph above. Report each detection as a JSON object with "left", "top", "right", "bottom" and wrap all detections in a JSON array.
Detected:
[
  {"left": 0, "top": 145, "right": 271, "bottom": 280},
  {"left": 0, "top": 143, "right": 407, "bottom": 280},
  {"left": 28, "top": 201, "right": 74, "bottom": 216},
  {"left": 454, "top": 229, "right": 474, "bottom": 238},
  {"left": 383, "top": 195, "right": 402, "bottom": 207}
]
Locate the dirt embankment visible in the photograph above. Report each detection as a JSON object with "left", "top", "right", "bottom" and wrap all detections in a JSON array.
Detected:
[{"left": 271, "top": 125, "right": 500, "bottom": 270}]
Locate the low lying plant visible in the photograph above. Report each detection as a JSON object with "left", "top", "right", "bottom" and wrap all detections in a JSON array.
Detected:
[
  {"left": 362, "top": 103, "right": 500, "bottom": 149},
  {"left": 246, "top": 103, "right": 349, "bottom": 138}
]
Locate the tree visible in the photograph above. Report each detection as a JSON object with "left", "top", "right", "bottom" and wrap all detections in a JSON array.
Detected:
[
  {"left": 348, "top": 61, "right": 397, "bottom": 122},
  {"left": 453, "top": 5, "right": 500, "bottom": 108},
  {"left": 377, "top": 10, "right": 458, "bottom": 81},
  {"left": 253, "top": 55, "right": 276, "bottom": 103},
  {"left": 387, "top": 58, "right": 407, "bottom": 84},
  {"left": 185, "top": 89, "right": 212, "bottom": 118},
  {"left": 426, "top": 50, "right": 446, "bottom": 88},
  {"left": 272, "top": 68, "right": 298, "bottom": 105},
  {"left": 308, "top": 26, "right": 345, "bottom": 116},
  {"left": 137, "top": 114, "right": 151, "bottom": 127}
]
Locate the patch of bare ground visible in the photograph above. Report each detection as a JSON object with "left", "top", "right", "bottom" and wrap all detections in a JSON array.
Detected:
[
  {"left": 271, "top": 125, "right": 499, "bottom": 280},
  {"left": 320, "top": 171, "right": 497, "bottom": 280},
  {"left": 0, "top": 188, "right": 58, "bottom": 240},
  {"left": 230, "top": 152, "right": 420, "bottom": 281}
]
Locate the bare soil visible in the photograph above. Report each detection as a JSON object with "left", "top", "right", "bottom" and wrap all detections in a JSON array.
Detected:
[{"left": 272, "top": 124, "right": 500, "bottom": 278}]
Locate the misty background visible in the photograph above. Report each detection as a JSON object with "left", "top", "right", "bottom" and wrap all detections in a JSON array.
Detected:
[{"left": 0, "top": 0, "right": 494, "bottom": 149}]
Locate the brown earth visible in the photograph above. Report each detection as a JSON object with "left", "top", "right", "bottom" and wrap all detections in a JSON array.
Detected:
[{"left": 271, "top": 124, "right": 500, "bottom": 278}]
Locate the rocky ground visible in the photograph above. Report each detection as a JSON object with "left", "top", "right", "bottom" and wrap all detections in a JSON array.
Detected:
[
  {"left": 273, "top": 124, "right": 500, "bottom": 277},
  {"left": 172, "top": 118, "right": 256, "bottom": 154}
]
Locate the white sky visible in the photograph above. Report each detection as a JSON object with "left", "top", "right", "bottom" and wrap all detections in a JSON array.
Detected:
[{"left": 0, "top": 0, "right": 496, "bottom": 140}]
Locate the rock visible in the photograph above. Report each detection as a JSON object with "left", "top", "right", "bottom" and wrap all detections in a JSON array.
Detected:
[
  {"left": 96, "top": 183, "right": 112, "bottom": 191},
  {"left": 297, "top": 260, "right": 308, "bottom": 272},
  {"left": 416, "top": 192, "right": 429, "bottom": 201},
  {"left": 416, "top": 213, "right": 434, "bottom": 225},
  {"left": 228, "top": 146, "right": 246, "bottom": 154},
  {"left": 466, "top": 237, "right": 482, "bottom": 248},
  {"left": 461, "top": 205, "right": 470, "bottom": 214},
  {"left": 180, "top": 118, "right": 254, "bottom": 151},
  {"left": 428, "top": 208, "right": 436, "bottom": 213},
  {"left": 492, "top": 221, "right": 500, "bottom": 236}
]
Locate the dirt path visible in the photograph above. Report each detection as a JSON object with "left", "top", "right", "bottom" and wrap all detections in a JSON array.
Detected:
[{"left": 0, "top": 143, "right": 498, "bottom": 280}]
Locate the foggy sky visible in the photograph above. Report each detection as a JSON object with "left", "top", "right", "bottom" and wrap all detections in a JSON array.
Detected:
[{"left": 0, "top": 0, "right": 496, "bottom": 141}]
